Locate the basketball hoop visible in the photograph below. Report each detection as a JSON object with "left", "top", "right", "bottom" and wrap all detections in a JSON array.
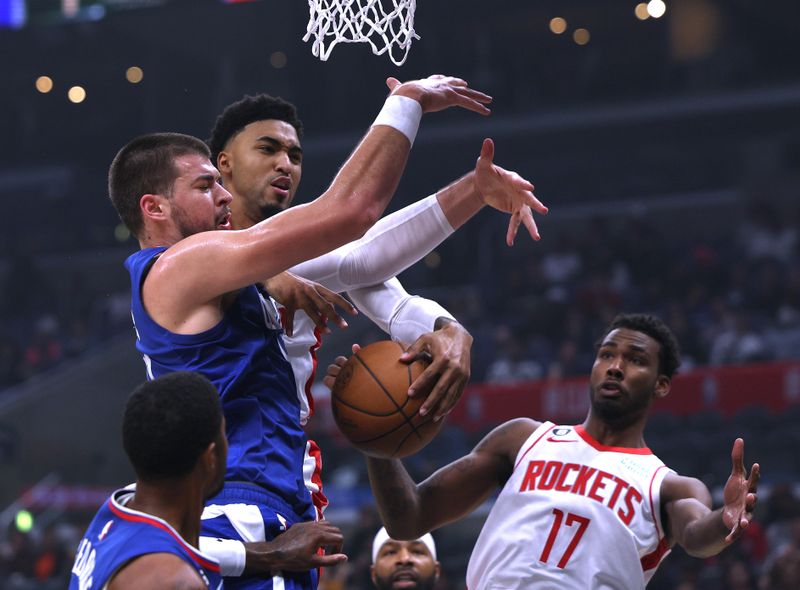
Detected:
[{"left": 303, "top": 0, "right": 419, "bottom": 67}]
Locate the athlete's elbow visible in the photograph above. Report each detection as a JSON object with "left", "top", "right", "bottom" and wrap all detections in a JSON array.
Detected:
[
  {"left": 384, "top": 521, "right": 429, "bottom": 542},
  {"left": 335, "top": 202, "right": 381, "bottom": 241},
  {"left": 683, "top": 544, "right": 721, "bottom": 559},
  {"left": 355, "top": 201, "right": 384, "bottom": 232}
]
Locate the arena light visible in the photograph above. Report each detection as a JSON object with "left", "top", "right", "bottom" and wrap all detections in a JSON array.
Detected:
[
  {"left": 35, "top": 76, "right": 53, "bottom": 93},
  {"left": 647, "top": 0, "right": 667, "bottom": 18},
  {"left": 424, "top": 251, "right": 441, "bottom": 269},
  {"left": 635, "top": 3, "right": 650, "bottom": 20},
  {"left": 573, "top": 28, "right": 590, "bottom": 45},
  {"left": 270, "top": 51, "right": 287, "bottom": 69},
  {"left": 67, "top": 85, "right": 86, "bottom": 103},
  {"left": 62, "top": 0, "right": 79, "bottom": 18},
  {"left": 126, "top": 66, "right": 144, "bottom": 83},
  {"left": 549, "top": 17, "right": 567, "bottom": 35},
  {"left": 114, "top": 223, "right": 131, "bottom": 242},
  {"left": 15, "top": 510, "right": 33, "bottom": 533}
]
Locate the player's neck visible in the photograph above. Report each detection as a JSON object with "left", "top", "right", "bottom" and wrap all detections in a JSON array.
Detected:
[
  {"left": 231, "top": 207, "right": 256, "bottom": 230},
  {"left": 138, "top": 225, "right": 182, "bottom": 250},
  {"left": 580, "top": 414, "right": 648, "bottom": 449},
  {"left": 129, "top": 479, "right": 205, "bottom": 545}
]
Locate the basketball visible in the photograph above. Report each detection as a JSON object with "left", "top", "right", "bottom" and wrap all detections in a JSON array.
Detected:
[{"left": 330, "top": 340, "right": 443, "bottom": 459}]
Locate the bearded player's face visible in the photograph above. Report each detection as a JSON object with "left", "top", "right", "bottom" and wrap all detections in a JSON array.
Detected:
[
  {"left": 167, "top": 154, "right": 233, "bottom": 239},
  {"left": 371, "top": 540, "right": 440, "bottom": 590}
]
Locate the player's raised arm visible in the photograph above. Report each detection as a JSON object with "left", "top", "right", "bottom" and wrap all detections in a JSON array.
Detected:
[
  {"left": 662, "top": 438, "right": 760, "bottom": 558},
  {"left": 289, "top": 138, "right": 547, "bottom": 296},
  {"left": 365, "top": 418, "right": 539, "bottom": 539},
  {"left": 149, "top": 76, "right": 491, "bottom": 308}
]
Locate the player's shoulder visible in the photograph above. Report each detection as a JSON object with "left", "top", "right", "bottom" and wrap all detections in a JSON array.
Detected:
[
  {"left": 108, "top": 552, "right": 207, "bottom": 590},
  {"left": 476, "top": 418, "right": 542, "bottom": 457}
]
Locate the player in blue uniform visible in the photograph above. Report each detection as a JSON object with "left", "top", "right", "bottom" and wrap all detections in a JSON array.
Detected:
[
  {"left": 109, "top": 75, "right": 534, "bottom": 589},
  {"left": 69, "top": 371, "right": 226, "bottom": 590}
]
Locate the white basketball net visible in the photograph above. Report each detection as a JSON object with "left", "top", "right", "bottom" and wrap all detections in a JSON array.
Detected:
[{"left": 303, "top": 0, "right": 419, "bottom": 66}]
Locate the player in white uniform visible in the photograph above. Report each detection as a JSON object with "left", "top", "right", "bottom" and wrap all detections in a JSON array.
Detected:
[
  {"left": 206, "top": 93, "right": 546, "bottom": 426},
  {"left": 199, "top": 91, "right": 547, "bottom": 579},
  {"left": 331, "top": 313, "right": 760, "bottom": 589},
  {"left": 467, "top": 421, "right": 671, "bottom": 588}
]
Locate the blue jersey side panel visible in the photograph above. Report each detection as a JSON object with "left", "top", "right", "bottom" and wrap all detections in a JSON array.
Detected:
[
  {"left": 125, "top": 247, "right": 312, "bottom": 518},
  {"left": 69, "top": 490, "right": 222, "bottom": 589}
]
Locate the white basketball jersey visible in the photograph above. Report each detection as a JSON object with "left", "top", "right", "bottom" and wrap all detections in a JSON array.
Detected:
[
  {"left": 467, "top": 422, "right": 673, "bottom": 590},
  {"left": 276, "top": 307, "right": 320, "bottom": 425}
]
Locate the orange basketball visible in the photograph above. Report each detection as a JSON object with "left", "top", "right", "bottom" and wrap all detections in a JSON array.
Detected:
[{"left": 330, "top": 340, "right": 442, "bottom": 459}]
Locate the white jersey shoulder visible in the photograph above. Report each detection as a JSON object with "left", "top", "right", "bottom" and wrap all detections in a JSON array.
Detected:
[{"left": 466, "top": 422, "right": 673, "bottom": 590}]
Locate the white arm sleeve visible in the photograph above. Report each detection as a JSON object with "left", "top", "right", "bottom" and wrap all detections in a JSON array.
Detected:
[
  {"left": 198, "top": 537, "right": 247, "bottom": 577},
  {"left": 289, "top": 194, "right": 453, "bottom": 293},
  {"left": 349, "top": 278, "right": 456, "bottom": 346}
]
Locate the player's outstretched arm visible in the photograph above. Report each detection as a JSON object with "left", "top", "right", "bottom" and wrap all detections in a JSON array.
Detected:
[
  {"left": 288, "top": 137, "right": 545, "bottom": 298},
  {"left": 151, "top": 76, "right": 492, "bottom": 314},
  {"left": 364, "top": 418, "right": 538, "bottom": 539},
  {"left": 241, "top": 520, "right": 347, "bottom": 574},
  {"left": 200, "top": 520, "right": 347, "bottom": 578},
  {"left": 662, "top": 438, "right": 760, "bottom": 558},
  {"left": 108, "top": 553, "right": 208, "bottom": 589}
]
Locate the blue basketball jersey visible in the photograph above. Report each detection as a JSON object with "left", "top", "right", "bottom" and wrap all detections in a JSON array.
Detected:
[
  {"left": 69, "top": 489, "right": 222, "bottom": 590},
  {"left": 126, "top": 247, "right": 313, "bottom": 519}
]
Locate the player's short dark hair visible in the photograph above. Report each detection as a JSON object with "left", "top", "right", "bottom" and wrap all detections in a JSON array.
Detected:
[
  {"left": 123, "top": 371, "right": 223, "bottom": 481},
  {"left": 207, "top": 94, "right": 304, "bottom": 165},
  {"left": 108, "top": 132, "right": 210, "bottom": 238},
  {"left": 599, "top": 313, "right": 681, "bottom": 378}
]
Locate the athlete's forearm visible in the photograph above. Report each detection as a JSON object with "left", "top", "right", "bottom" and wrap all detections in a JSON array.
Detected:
[
  {"left": 366, "top": 457, "right": 429, "bottom": 539},
  {"left": 348, "top": 278, "right": 455, "bottom": 344},
  {"left": 289, "top": 194, "right": 453, "bottom": 292},
  {"left": 679, "top": 507, "right": 732, "bottom": 558},
  {"left": 368, "top": 448, "right": 504, "bottom": 539},
  {"left": 435, "top": 171, "right": 485, "bottom": 230}
]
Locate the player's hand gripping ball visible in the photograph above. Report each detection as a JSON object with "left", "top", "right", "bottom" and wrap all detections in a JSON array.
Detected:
[{"left": 331, "top": 341, "right": 443, "bottom": 458}]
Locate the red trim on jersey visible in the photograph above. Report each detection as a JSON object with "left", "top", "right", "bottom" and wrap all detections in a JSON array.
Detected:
[
  {"left": 306, "top": 439, "right": 329, "bottom": 519},
  {"left": 514, "top": 424, "right": 556, "bottom": 471},
  {"left": 640, "top": 536, "right": 670, "bottom": 570},
  {"left": 108, "top": 499, "right": 221, "bottom": 573},
  {"left": 648, "top": 465, "right": 669, "bottom": 538},
  {"left": 574, "top": 425, "right": 653, "bottom": 455},
  {"left": 304, "top": 326, "right": 323, "bottom": 418}
]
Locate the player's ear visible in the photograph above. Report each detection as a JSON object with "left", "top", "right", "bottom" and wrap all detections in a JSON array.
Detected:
[
  {"left": 434, "top": 560, "right": 442, "bottom": 582},
  {"left": 200, "top": 441, "right": 218, "bottom": 476},
  {"left": 369, "top": 565, "right": 377, "bottom": 586},
  {"left": 216, "top": 151, "right": 231, "bottom": 174},
  {"left": 654, "top": 375, "right": 670, "bottom": 399},
  {"left": 140, "top": 193, "right": 168, "bottom": 222}
]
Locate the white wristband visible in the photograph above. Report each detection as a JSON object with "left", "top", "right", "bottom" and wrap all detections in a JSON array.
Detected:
[
  {"left": 199, "top": 536, "right": 247, "bottom": 577},
  {"left": 372, "top": 95, "right": 423, "bottom": 146}
]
